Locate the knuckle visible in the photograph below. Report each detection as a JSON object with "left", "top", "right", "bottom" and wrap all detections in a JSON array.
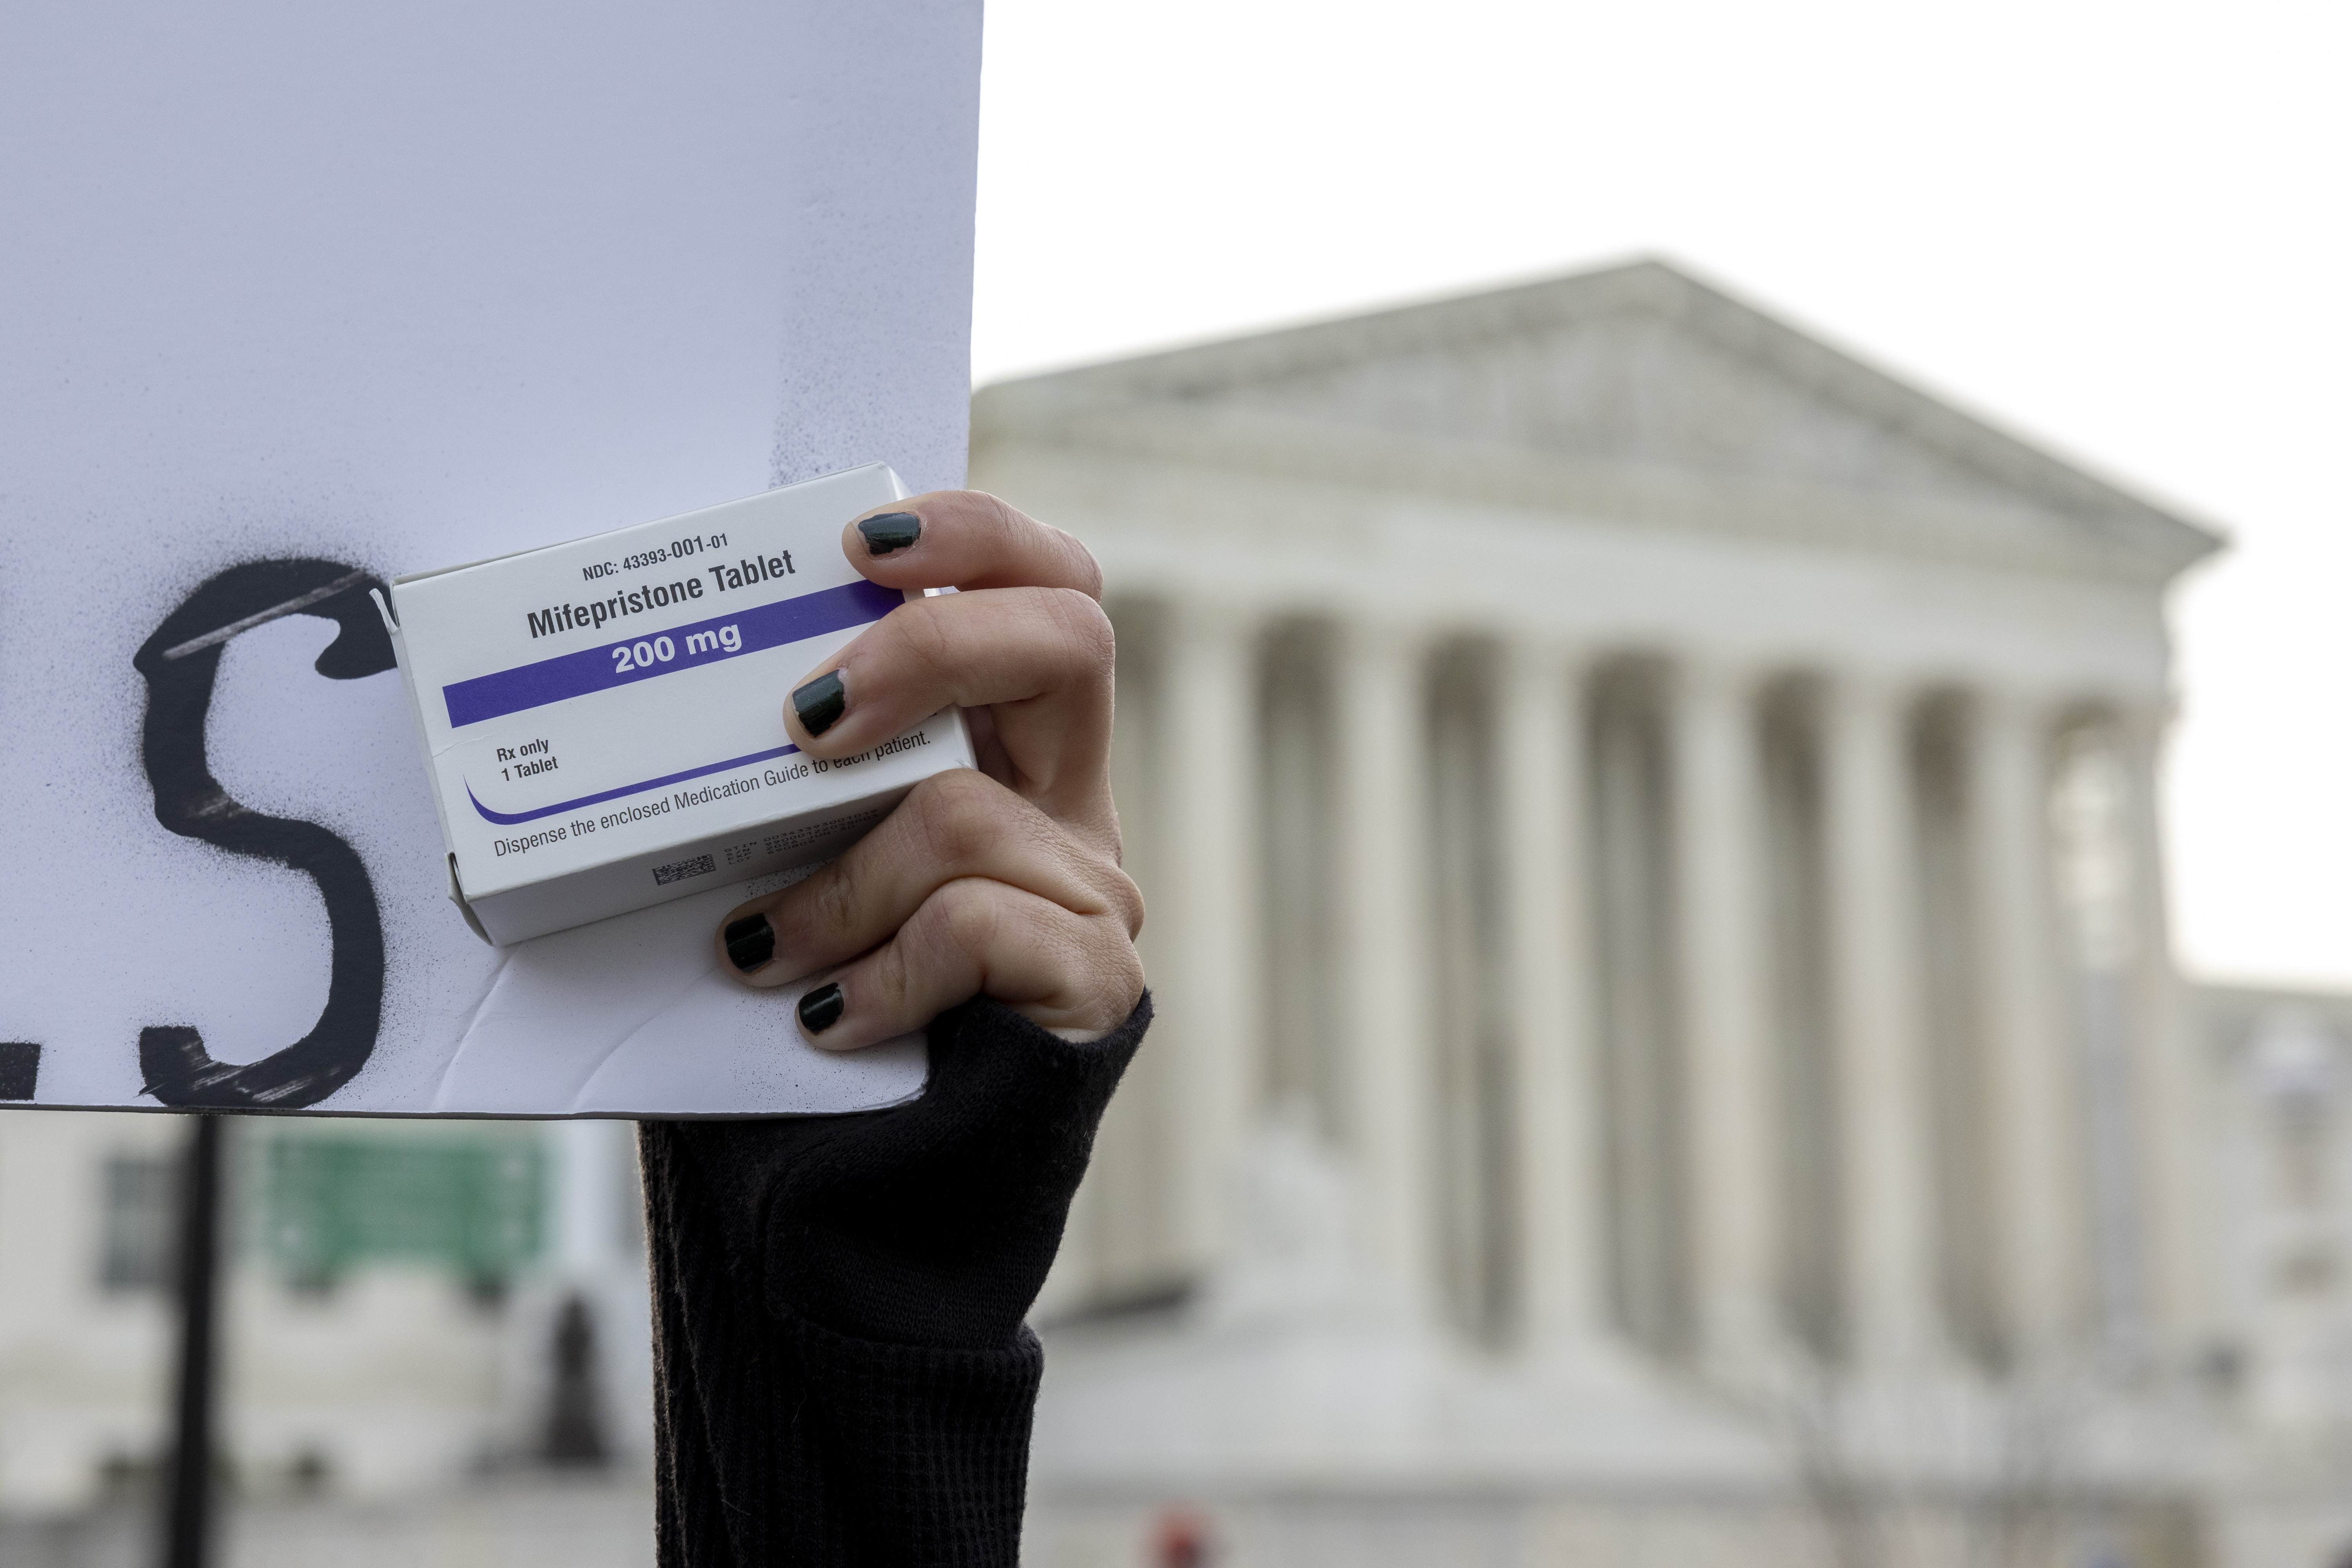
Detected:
[
  {"left": 901, "top": 879, "right": 1000, "bottom": 966},
  {"left": 895, "top": 597, "right": 959, "bottom": 677},
  {"left": 801, "top": 862, "right": 862, "bottom": 940},
  {"left": 914, "top": 765, "right": 993, "bottom": 810},
  {"left": 1065, "top": 918, "right": 1144, "bottom": 1027},
  {"left": 955, "top": 489, "right": 1030, "bottom": 560},
  {"left": 915, "top": 771, "right": 1012, "bottom": 865},
  {"left": 925, "top": 488, "right": 1004, "bottom": 524},
  {"left": 1107, "top": 941, "right": 1146, "bottom": 1008},
  {"left": 1107, "top": 867, "right": 1146, "bottom": 940},
  {"left": 975, "top": 489, "right": 1026, "bottom": 537},
  {"left": 965, "top": 490, "right": 1103, "bottom": 599},
  {"left": 1042, "top": 588, "right": 1116, "bottom": 676},
  {"left": 934, "top": 878, "right": 1004, "bottom": 951},
  {"left": 867, "top": 940, "right": 915, "bottom": 1011},
  {"left": 1052, "top": 527, "right": 1105, "bottom": 599}
]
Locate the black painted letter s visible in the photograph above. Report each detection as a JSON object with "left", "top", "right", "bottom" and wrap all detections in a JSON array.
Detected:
[{"left": 131, "top": 561, "right": 394, "bottom": 1109}]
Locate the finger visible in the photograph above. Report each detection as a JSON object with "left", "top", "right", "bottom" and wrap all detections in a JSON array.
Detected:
[
  {"left": 842, "top": 490, "right": 1103, "bottom": 599},
  {"left": 781, "top": 586, "right": 1114, "bottom": 818},
  {"left": 714, "top": 769, "right": 1142, "bottom": 987},
  {"left": 788, "top": 878, "right": 1146, "bottom": 1052}
]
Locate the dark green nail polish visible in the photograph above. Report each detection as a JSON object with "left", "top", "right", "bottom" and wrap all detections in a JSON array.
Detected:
[
  {"left": 798, "top": 982, "right": 845, "bottom": 1035},
  {"left": 793, "top": 670, "right": 846, "bottom": 736},
  {"left": 857, "top": 511, "right": 921, "bottom": 556},
  {"left": 724, "top": 914, "right": 774, "bottom": 973}
]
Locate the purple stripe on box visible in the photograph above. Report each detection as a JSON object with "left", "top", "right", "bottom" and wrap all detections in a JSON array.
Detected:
[
  {"left": 442, "top": 577, "right": 903, "bottom": 730},
  {"left": 467, "top": 742, "right": 803, "bottom": 825}
]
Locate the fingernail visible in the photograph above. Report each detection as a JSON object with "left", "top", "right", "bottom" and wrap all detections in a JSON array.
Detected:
[
  {"left": 724, "top": 914, "right": 774, "bottom": 973},
  {"left": 793, "top": 670, "right": 846, "bottom": 736},
  {"left": 797, "top": 982, "right": 845, "bottom": 1036},
  {"left": 857, "top": 511, "right": 921, "bottom": 556}
]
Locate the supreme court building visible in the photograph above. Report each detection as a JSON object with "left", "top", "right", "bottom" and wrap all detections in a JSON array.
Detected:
[{"left": 974, "top": 262, "right": 2352, "bottom": 1567}]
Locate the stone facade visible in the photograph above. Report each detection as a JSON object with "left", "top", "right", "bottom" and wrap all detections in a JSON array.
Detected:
[{"left": 971, "top": 260, "right": 2328, "bottom": 1567}]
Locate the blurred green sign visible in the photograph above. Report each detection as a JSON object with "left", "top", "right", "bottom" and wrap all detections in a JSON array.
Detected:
[{"left": 259, "top": 1135, "right": 544, "bottom": 1285}]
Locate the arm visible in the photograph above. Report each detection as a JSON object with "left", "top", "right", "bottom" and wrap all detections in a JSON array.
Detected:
[{"left": 641, "top": 494, "right": 1147, "bottom": 1568}]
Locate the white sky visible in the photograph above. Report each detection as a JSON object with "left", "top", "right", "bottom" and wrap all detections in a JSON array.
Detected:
[{"left": 971, "top": 0, "right": 2352, "bottom": 991}]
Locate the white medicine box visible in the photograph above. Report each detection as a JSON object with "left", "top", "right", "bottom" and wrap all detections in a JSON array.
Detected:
[{"left": 379, "top": 463, "right": 973, "bottom": 945}]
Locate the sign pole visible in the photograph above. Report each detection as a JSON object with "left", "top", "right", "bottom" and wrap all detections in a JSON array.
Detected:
[{"left": 161, "top": 1112, "right": 223, "bottom": 1568}]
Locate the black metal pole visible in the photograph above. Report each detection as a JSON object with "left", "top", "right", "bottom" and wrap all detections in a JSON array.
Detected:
[{"left": 161, "top": 1112, "right": 223, "bottom": 1568}]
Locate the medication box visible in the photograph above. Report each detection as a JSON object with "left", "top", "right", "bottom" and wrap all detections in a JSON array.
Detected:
[{"left": 379, "top": 464, "right": 973, "bottom": 945}]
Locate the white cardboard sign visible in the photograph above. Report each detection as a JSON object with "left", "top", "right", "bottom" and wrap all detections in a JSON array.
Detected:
[{"left": 0, "top": 2, "right": 982, "bottom": 1116}]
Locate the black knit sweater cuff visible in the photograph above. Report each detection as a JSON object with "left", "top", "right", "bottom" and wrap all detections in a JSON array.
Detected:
[
  {"left": 641, "top": 992, "right": 1150, "bottom": 1568},
  {"left": 761, "top": 991, "right": 1152, "bottom": 1349},
  {"left": 781, "top": 1312, "right": 1046, "bottom": 1561}
]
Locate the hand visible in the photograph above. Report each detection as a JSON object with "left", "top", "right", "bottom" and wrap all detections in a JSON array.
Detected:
[{"left": 711, "top": 491, "right": 1144, "bottom": 1049}]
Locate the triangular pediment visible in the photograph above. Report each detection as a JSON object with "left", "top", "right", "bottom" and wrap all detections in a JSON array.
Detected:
[{"left": 974, "top": 260, "right": 2221, "bottom": 584}]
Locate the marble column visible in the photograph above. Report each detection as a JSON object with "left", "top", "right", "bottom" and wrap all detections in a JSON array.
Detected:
[
  {"left": 1336, "top": 618, "right": 1436, "bottom": 1321},
  {"left": 2117, "top": 701, "right": 2215, "bottom": 1354},
  {"left": 1970, "top": 690, "right": 2087, "bottom": 1359},
  {"left": 1824, "top": 675, "right": 1945, "bottom": 1372},
  {"left": 1160, "top": 598, "right": 1263, "bottom": 1273},
  {"left": 2050, "top": 713, "right": 2148, "bottom": 1370},
  {"left": 1499, "top": 641, "right": 1614, "bottom": 1358},
  {"left": 1674, "top": 658, "right": 1783, "bottom": 1377}
]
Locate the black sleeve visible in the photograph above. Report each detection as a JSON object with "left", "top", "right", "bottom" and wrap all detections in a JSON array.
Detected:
[{"left": 637, "top": 991, "right": 1149, "bottom": 1568}]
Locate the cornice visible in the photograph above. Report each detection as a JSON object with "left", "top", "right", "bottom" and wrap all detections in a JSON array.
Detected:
[
  {"left": 973, "top": 403, "right": 2205, "bottom": 589},
  {"left": 974, "top": 259, "right": 2224, "bottom": 587}
]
